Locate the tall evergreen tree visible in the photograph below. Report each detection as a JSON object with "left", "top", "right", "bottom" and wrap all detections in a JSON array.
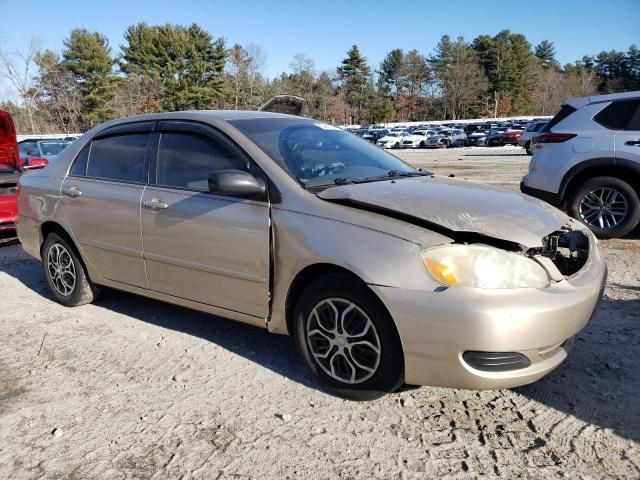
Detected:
[
  {"left": 61, "top": 28, "right": 117, "bottom": 127},
  {"left": 337, "top": 45, "right": 372, "bottom": 124},
  {"left": 120, "top": 22, "right": 227, "bottom": 111},
  {"left": 534, "top": 40, "right": 558, "bottom": 70}
]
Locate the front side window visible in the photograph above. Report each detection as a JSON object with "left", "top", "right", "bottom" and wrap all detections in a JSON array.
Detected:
[
  {"left": 155, "top": 132, "right": 248, "bottom": 192},
  {"left": 230, "top": 118, "right": 416, "bottom": 188},
  {"left": 86, "top": 133, "right": 149, "bottom": 183}
]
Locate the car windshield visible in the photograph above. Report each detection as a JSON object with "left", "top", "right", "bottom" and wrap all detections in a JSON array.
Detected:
[
  {"left": 38, "top": 141, "right": 69, "bottom": 156},
  {"left": 230, "top": 118, "right": 417, "bottom": 188}
]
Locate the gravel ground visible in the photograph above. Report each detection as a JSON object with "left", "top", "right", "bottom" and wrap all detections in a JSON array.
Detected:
[{"left": 0, "top": 146, "right": 638, "bottom": 479}]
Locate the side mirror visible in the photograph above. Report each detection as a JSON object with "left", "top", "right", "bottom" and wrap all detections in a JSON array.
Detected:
[
  {"left": 208, "top": 170, "right": 266, "bottom": 197},
  {"left": 22, "top": 157, "right": 49, "bottom": 171}
]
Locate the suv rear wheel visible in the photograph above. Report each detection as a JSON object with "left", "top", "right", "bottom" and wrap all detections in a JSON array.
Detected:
[{"left": 568, "top": 176, "right": 640, "bottom": 239}]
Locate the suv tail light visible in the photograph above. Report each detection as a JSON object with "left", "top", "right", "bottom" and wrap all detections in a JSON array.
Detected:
[{"left": 532, "top": 132, "right": 576, "bottom": 144}]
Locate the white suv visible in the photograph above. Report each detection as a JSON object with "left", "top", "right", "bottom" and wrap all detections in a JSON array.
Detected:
[{"left": 521, "top": 91, "right": 640, "bottom": 238}]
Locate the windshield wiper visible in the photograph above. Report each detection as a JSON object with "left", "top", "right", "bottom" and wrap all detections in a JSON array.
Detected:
[
  {"left": 359, "top": 170, "right": 428, "bottom": 183},
  {"left": 306, "top": 170, "right": 428, "bottom": 190}
]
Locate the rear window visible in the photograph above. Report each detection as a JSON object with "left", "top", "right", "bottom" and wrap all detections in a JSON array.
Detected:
[
  {"left": 594, "top": 99, "right": 640, "bottom": 130},
  {"left": 542, "top": 105, "right": 577, "bottom": 132},
  {"left": 86, "top": 134, "right": 149, "bottom": 183}
]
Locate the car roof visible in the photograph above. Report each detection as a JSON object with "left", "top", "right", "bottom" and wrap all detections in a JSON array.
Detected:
[
  {"left": 96, "top": 110, "right": 306, "bottom": 129},
  {"left": 566, "top": 90, "right": 640, "bottom": 109}
]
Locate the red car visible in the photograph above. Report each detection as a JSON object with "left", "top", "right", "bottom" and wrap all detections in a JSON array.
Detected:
[
  {"left": 0, "top": 110, "right": 48, "bottom": 244},
  {"left": 499, "top": 128, "right": 524, "bottom": 145}
]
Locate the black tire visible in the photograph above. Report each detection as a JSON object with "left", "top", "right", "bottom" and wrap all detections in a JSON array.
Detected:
[
  {"left": 294, "top": 273, "right": 404, "bottom": 400},
  {"left": 42, "top": 233, "right": 100, "bottom": 307},
  {"left": 525, "top": 141, "right": 532, "bottom": 155},
  {"left": 419, "top": 141, "right": 425, "bottom": 149},
  {"left": 567, "top": 176, "right": 640, "bottom": 239}
]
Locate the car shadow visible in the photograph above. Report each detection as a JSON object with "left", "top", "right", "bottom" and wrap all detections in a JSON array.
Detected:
[
  {"left": 462, "top": 152, "right": 529, "bottom": 157},
  {"left": 0, "top": 249, "right": 318, "bottom": 392},
  {"left": 515, "top": 295, "right": 640, "bottom": 443},
  {"left": 2, "top": 248, "right": 639, "bottom": 441}
]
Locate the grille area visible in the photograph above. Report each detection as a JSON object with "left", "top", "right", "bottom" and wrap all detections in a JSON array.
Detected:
[{"left": 462, "top": 351, "right": 531, "bottom": 372}]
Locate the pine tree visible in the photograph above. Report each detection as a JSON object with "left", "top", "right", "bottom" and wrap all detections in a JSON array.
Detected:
[
  {"left": 120, "top": 22, "right": 227, "bottom": 111},
  {"left": 337, "top": 45, "right": 372, "bottom": 124},
  {"left": 534, "top": 40, "right": 558, "bottom": 70},
  {"left": 61, "top": 29, "right": 118, "bottom": 127}
]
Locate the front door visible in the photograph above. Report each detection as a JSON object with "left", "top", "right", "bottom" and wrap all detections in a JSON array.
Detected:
[
  {"left": 141, "top": 122, "right": 270, "bottom": 323},
  {"left": 61, "top": 130, "right": 151, "bottom": 288},
  {"left": 614, "top": 99, "right": 640, "bottom": 166}
]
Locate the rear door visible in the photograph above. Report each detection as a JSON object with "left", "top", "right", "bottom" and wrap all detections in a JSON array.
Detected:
[
  {"left": 141, "top": 121, "right": 270, "bottom": 324},
  {"left": 61, "top": 122, "right": 153, "bottom": 288}
]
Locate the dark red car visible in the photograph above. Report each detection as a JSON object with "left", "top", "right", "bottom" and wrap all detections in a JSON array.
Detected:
[
  {"left": 0, "top": 110, "right": 48, "bottom": 244},
  {"left": 499, "top": 128, "right": 524, "bottom": 145}
]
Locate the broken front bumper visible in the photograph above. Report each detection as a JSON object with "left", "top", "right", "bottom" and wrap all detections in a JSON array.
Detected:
[{"left": 370, "top": 233, "right": 607, "bottom": 389}]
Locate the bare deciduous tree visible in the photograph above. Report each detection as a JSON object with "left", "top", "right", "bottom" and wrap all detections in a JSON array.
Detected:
[{"left": 0, "top": 37, "right": 41, "bottom": 133}]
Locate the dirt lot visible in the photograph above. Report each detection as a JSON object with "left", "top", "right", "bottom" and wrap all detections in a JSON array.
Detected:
[{"left": 0, "top": 146, "right": 639, "bottom": 479}]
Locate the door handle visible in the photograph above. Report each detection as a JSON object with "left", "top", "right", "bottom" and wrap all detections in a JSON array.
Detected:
[
  {"left": 143, "top": 198, "right": 168, "bottom": 209},
  {"left": 625, "top": 140, "right": 640, "bottom": 146},
  {"left": 62, "top": 186, "right": 82, "bottom": 198}
]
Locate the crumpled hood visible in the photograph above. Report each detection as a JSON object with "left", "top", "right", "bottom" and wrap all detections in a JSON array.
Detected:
[{"left": 317, "top": 176, "right": 570, "bottom": 248}]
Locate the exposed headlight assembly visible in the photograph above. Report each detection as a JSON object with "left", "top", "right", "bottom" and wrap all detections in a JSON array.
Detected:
[{"left": 421, "top": 244, "right": 550, "bottom": 289}]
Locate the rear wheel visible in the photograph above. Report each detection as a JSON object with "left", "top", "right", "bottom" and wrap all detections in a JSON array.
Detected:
[
  {"left": 525, "top": 141, "right": 532, "bottom": 155},
  {"left": 294, "top": 274, "right": 404, "bottom": 400},
  {"left": 42, "top": 233, "right": 100, "bottom": 306},
  {"left": 567, "top": 176, "right": 640, "bottom": 239}
]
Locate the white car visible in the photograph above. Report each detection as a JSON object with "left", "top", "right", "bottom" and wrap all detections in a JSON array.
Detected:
[
  {"left": 518, "top": 121, "right": 547, "bottom": 154},
  {"left": 521, "top": 90, "right": 640, "bottom": 238},
  {"left": 401, "top": 130, "right": 437, "bottom": 149},
  {"left": 377, "top": 132, "right": 409, "bottom": 149}
]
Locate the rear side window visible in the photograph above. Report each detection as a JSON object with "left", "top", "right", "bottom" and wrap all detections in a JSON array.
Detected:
[
  {"left": 70, "top": 144, "right": 90, "bottom": 176},
  {"left": 86, "top": 134, "right": 149, "bottom": 183},
  {"left": 594, "top": 100, "right": 640, "bottom": 130},
  {"left": 155, "top": 132, "right": 249, "bottom": 192},
  {"left": 542, "top": 105, "right": 577, "bottom": 132}
]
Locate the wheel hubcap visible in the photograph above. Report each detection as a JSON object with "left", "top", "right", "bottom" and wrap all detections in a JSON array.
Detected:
[
  {"left": 306, "top": 298, "right": 381, "bottom": 384},
  {"left": 47, "top": 243, "right": 76, "bottom": 296},
  {"left": 579, "top": 187, "right": 628, "bottom": 230}
]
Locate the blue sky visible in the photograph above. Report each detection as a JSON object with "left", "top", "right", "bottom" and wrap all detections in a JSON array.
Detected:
[{"left": 1, "top": 0, "right": 638, "bottom": 98}]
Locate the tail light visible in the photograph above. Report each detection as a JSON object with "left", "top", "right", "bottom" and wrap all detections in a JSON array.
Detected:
[{"left": 532, "top": 132, "right": 576, "bottom": 145}]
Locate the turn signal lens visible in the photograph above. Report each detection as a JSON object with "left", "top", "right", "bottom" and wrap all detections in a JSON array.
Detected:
[{"left": 424, "top": 257, "right": 459, "bottom": 285}]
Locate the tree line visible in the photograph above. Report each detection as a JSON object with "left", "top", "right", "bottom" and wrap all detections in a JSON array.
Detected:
[{"left": 1, "top": 23, "right": 638, "bottom": 134}]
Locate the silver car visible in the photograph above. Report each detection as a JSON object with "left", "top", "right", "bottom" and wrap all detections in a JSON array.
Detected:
[
  {"left": 521, "top": 91, "right": 640, "bottom": 238},
  {"left": 17, "top": 111, "right": 607, "bottom": 400}
]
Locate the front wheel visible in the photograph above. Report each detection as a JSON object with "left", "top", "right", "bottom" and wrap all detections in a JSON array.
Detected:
[
  {"left": 568, "top": 176, "right": 640, "bottom": 239},
  {"left": 42, "top": 233, "right": 100, "bottom": 306},
  {"left": 525, "top": 141, "right": 532, "bottom": 155},
  {"left": 294, "top": 274, "right": 404, "bottom": 400}
]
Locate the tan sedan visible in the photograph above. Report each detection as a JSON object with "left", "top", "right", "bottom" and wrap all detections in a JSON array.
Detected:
[{"left": 16, "top": 112, "right": 607, "bottom": 399}]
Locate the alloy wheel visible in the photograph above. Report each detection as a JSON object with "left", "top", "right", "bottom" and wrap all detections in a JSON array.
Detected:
[
  {"left": 579, "top": 187, "right": 629, "bottom": 230},
  {"left": 306, "top": 298, "right": 381, "bottom": 384},
  {"left": 47, "top": 243, "right": 76, "bottom": 296}
]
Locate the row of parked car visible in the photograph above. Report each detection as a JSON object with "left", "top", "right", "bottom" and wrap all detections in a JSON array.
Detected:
[{"left": 348, "top": 119, "right": 549, "bottom": 154}]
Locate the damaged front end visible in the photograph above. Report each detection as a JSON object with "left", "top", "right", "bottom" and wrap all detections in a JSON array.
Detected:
[{"left": 533, "top": 227, "right": 590, "bottom": 278}]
